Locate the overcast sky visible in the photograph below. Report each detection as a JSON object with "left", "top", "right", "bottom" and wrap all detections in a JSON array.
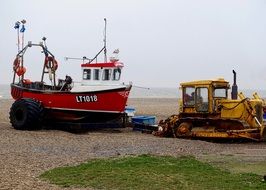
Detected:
[{"left": 1, "top": 0, "right": 266, "bottom": 89}]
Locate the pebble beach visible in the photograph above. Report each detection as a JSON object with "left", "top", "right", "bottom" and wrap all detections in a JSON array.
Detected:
[{"left": 0, "top": 98, "right": 266, "bottom": 189}]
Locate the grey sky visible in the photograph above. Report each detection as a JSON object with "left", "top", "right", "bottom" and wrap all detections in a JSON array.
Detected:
[{"left": 1, "top": 0, "right": 266, "bottom": 89}]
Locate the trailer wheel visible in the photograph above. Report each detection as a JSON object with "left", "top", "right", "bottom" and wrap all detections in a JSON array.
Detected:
[
  {"left": 174, "top": 122, "right": 192, "bottom": 137},
  {"left": 9, "top": 98, "right": 44, "bottom": 130}
]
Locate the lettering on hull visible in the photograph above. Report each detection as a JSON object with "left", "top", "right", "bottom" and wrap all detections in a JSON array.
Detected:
[{"left": 76, "top": 95, "right": 98, "bottom": 103}]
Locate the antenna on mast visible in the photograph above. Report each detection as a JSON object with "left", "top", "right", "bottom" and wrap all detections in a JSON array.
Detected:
[
  {"left": 20, "top": 19, "right": 26, "bottom": 50},
  {"left": 104, "top": 18, "right": 107, "bottom": 62},
  {"left": 14, "top": 19, "right": 27, "bottom": 53},
  {"left": 14, "top": 21, "right": 21, "bottom": 53}
]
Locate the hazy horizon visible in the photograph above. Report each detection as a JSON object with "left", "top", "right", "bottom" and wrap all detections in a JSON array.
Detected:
[{"left": 1, "top": 0, "right": 266, "bottom": 89}]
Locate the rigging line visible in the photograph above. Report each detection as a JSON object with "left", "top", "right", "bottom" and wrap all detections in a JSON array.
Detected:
[{"left": 132, "top": 85, "right": 150, "bottom": 90}]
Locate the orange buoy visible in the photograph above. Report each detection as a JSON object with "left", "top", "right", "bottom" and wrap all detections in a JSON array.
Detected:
[{"left": 22, "top": 79, "right": 32, "bottom": 85}]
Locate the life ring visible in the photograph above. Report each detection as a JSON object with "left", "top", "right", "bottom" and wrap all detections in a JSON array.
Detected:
[
  {"left": 13, "top": 57, "right": 20, "bottom": 72},
  {"left": 45, "top": 56, "right": 58, "bottom": 71},
  {"left": 16, "top": 66, "right": 26, "bottom": 76}
]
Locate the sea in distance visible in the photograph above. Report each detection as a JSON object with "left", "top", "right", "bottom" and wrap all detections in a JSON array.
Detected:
[
  {"left": 1, "top": 84, "right": 266, "bottom": 99},
  {"left": 0, "top": 84, "right": 178, "bottom": 99}
]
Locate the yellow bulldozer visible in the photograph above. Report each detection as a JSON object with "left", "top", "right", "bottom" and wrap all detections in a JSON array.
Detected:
[{"left": 155, "top": 70, "right": 266, "bottom": 141}]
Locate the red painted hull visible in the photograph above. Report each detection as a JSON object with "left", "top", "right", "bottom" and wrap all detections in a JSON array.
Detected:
[{"left": 11, "top": 84, "right": 131, "bottom": 122}]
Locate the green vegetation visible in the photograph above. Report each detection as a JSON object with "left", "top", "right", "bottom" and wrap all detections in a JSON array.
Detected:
[
  {"left": 40, "top": 155, "right": 266, "bottom": 190},
  {"left": 200, "top": 154, "right": 266, "bottom": 176}
]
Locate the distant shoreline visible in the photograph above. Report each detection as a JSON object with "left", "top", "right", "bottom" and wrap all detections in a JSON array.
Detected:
[
  {"left": 0, "top": 97, "right": 178, "bottom": 100},
  {"left": 1, "top": 83, "right": 266, "bottom": 99}
]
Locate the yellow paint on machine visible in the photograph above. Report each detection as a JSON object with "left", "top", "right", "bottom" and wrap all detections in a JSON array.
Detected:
[{"left": 155, "top": 75, "right": 266, "bottom": 141}]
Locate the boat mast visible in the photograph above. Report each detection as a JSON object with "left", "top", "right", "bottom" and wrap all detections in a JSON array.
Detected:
[
  {"left": 104, "top": 18, "right": 107, "bottom": 62},
  {"left": 13, "top": 20, "right": 27, "bottom": 83},
  {"left": 14, "top": 21, "right": 20, "bottom": 53},
  {"left": 65, "top": 19, "right": 108, "bottom": 64}
]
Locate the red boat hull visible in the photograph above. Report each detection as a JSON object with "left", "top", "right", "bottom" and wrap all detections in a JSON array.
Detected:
[{"left": 11, "top": 84, "right": 131, "bottom": 122}]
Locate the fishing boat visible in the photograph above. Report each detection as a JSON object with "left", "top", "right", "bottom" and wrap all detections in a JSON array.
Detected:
[{"left": 10, "top": 19, "right": 132, "bottom": 130}]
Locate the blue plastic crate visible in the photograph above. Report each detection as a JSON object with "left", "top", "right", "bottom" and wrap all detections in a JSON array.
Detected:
[
  {"left": 132, "top": 116, "right": 156, "bottom": 125},
  {"left": 131, "top": 115, "right": 157, "bottom": 133}
]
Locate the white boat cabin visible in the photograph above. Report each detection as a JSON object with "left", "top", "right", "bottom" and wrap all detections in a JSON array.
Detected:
[{"left": 81, "top": 61, "right": 124, "bottom": 86}]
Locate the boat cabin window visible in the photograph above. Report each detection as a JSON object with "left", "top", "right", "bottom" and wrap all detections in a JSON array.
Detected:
[
  {"left": 183, "top": 87, "right": 195, "bottom": 106},
  {"left": 213, "top": 88, "right": 227, "bottom": 98},
  {"left": 93, "top": 69, "right": 100, "bottom": 80},
  {"left": 103, "top": 69, "right": 111, "bottom": 80},
  {"left": 112, "top": 68, "right": 121, "bottom": 81},
  {"left": 195, "top": 87, "right": 208, "bottom": 112},
  {"left": 83, "top": 69, "right": 91, "bottom": 80}
]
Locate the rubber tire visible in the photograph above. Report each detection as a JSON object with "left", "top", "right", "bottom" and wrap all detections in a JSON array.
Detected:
[{"left": 9, "top": 98, "right": 44, "bottom": 130}]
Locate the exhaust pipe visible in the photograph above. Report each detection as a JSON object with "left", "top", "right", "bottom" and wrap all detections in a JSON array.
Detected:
[{"left": 231, "top": 70, "right": 238, "bottom": 100}]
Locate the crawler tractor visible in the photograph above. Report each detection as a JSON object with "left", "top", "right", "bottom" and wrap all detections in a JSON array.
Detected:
[{"left": 155, "top": 71, "right": 266, "bottom": 141}]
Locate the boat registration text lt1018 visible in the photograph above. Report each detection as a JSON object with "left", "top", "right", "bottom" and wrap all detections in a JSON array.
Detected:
[{"left": 76, "top": 95, "right": 98, "bottom": 103}]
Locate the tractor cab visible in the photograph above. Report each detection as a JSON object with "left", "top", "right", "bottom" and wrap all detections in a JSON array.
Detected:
[{"left": 180, "top": 78, "right": 230, "bottom": 114}]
